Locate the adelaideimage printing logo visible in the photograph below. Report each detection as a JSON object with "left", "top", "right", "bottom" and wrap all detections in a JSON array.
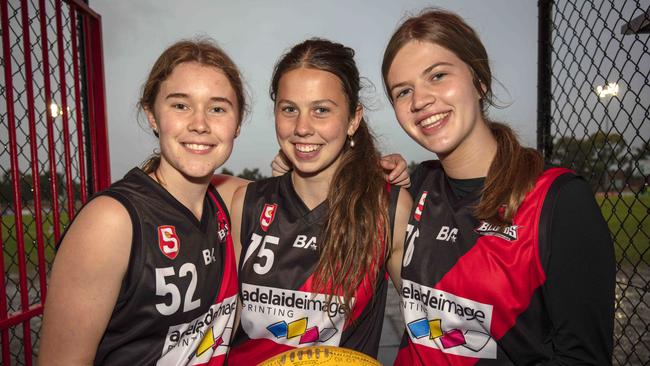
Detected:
[
  {"left": 158, "top": 225, "right": 180, "bottom": 259},
  {"left": 267, "top": 317, "right": 338, "bottom": 345},
  {"left": 260, "top": 203, "right": 278, "bottom": 232},
  {"left": 401, "top": 280, "right": 496, "bottom": 358}
]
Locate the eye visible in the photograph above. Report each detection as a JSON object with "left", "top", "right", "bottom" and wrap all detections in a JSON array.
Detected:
[
  {"left": 210, "top": 106, "right": 226, "bottom": 113},
  {"left": 394, "top": 88, "right": 412, "bottom": 100},
  {"left": 430, "top": 72, "right": 446, "bottom": 82},
  {"left": 280, "top": 105, "right": 297, "bottom": 114},
  {"left": 172, "top": 103, "right": 189, "bottom": 110},
  {"left": 314, "top": 106, "right": 330, "bottom": 114}
]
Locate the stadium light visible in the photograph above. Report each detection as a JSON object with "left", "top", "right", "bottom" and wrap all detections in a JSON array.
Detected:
[{"left": 596, "top": 82, "right": 619, "bottom": 98}]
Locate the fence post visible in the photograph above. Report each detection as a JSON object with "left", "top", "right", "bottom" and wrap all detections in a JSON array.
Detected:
[{"left": 537, "top": 0, "right": 553, "bottom": 160}]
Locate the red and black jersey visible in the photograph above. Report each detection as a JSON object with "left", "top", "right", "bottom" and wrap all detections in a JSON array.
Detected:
[
  {"left": 228, "top": 174, "right": 399, "bottom": 365},
  {"left": 396, "top": 161, "right": 579, "bottom": 365},
  {"left": 88, "top": 168, "right": 238, "bottom": 366}
]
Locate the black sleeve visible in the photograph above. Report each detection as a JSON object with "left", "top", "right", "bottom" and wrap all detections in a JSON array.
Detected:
[{"left": 542, "top": 177, "right": 615, "bottom": 365}]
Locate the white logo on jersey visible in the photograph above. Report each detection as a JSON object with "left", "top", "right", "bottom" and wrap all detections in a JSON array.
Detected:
[
  {"left": 240, "top": 284, "right": 351, "bottom": 347},
  {"left": 436, "top": 226, "right": 458, "bottom": 243},
  {"left": 292, "top": 235, "right": 317, "bottom": 250},
  {"left": 474, "top": 221, "right": 520, "bottom": 241},
  {"left": 401, "top": 280, "right": 495, "bottom": 358},
  {"left": 202, "top": 248, "right": 217, "bottom": 265},
  {"left": 158, "top": 295, "right": 237, "bottom": 365}
]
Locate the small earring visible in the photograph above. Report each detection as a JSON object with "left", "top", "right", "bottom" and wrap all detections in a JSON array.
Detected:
[
  {"left": 152, "top": 127, "right": 159, "bottom": 138},
  {"left": 348, "top": 135, "right": 355, "bottom": 148}
]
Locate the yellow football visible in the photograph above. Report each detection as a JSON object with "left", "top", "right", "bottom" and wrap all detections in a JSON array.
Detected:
[{"left": 258, "top": 346, "right": 382, "bottom": 366}]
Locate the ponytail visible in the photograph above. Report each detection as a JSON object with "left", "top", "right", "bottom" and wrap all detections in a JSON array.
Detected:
[
  {"left": 476, "top": 121, "right": 544, "bottom": 225},
  {"left": 313, "top": 119, "right": 390, "bottom": 319}
]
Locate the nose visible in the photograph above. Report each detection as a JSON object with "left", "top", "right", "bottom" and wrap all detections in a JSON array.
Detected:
[
  {"left": 410, "top": 86, "right": 436, "bottom": 113},
  {"left": 294, "top": 114, "right": 314, "bottom": 137},
  {"left": 189, "top": 111, "right": 210, "bottom": 134}
]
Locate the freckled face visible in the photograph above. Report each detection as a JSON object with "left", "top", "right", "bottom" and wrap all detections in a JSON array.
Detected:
[
  {"left": 274, "top": 67, "right": 361, "bottom": 179},
  {"left": 145, "top": 62, "right": 240, "bottom": 181},
  {"left": 386, "top": 41, "right": 485, "bottom": 158}
]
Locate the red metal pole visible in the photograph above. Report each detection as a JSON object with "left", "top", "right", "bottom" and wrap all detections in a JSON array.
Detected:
[
  {"left": 70, "top": 6, "right": 88, "bottom": 203},
  {"left": 21, "top": 0, "right": 49, "bottom": 311},
  {"left": 2, "top": 1, "right": 33, "bottom": 364},
  {"left": 82, "top": 14, "right": 111, "bottom": 190},
  {"left": 55, "top": 0, "right": 77, "bottom": 219},
  {"left": 40, "top": 0, "right": 62, "bottom": 243},
  {"left": 0, "top": 9, "right": 14, "bottom": 364}
]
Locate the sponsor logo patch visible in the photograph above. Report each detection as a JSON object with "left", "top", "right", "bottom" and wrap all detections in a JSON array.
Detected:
[
  {"left": 159, "top": 295, "right": 237, "bottom": 364},
  {"left": 401, "top": 280, "right": 496, "bottom": 358},
  {"left": 217, "top": 214, "right": 229, "bottom": 241},
  {"left": 240, "top": 284, "right": 351, "bottom": 347},
  {"left": 474, "top": 221, "right": 520, "bottom": 241},
  {"left": 260, "top": 203, "right": 278, "bottom": 232},
  {"left": 158, "top": 226, "right": 180, "bottom": 259}
]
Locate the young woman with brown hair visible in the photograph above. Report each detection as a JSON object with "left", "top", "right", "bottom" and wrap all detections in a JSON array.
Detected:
[
  {"left": 227, "top": 38, "right": 412, "bottom": 365},
  {"left": 382, "top": 9, "right": 615, "bottom": 365},
  {"left": 39, "top": 39, "right": 246, "bottom": 365}
]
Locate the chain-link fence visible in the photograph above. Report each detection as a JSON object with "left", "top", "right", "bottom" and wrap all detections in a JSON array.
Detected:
[
  {"left": 538, "top": 0, "right": 649, "bottom": 364},
  {"left": 0, "top": 0, "right": 108, "bottom": 364}
]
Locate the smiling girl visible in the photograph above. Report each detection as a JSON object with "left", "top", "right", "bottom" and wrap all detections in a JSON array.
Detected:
[
  {"left": 382, "top": 9, "right": 615, "bottom": 365},
  {"left": 227, "top": 39, "right": 412, "bottom": 365},
  {"left": 39, "top": 40, "right": 245, "bottom": 365}
]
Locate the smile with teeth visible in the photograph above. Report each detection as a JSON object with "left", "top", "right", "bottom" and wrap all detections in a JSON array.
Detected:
[
  {"left": 419, "top": 112, "right": 450, "bottom": 128},
  {"left": 183, "top": 143, "right": 213, "bottom": 151},
  {"left": 295, "top": 143, "right": 321, "bottom": 153}
]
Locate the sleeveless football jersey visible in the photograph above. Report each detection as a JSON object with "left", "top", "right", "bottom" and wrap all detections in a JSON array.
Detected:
[
  {"left": 228, "top": 174, "right": 399, "bottom": 365},
  {"left": 396, "top": 161, "right": 573, "bottom": 365},
  {"left": 90, "top": 168, "right": 237, "bottom": 366}
]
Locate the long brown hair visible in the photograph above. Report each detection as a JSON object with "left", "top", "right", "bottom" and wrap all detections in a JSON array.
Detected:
[
  {"left": 139, "top": 39, "right": 248, "bottom": 174},
  {"left": 381, "top": 9, "right": 543, "bottom": 224},
  {"left": 271, "top": 39, "right": 390, "bottom": 316}
]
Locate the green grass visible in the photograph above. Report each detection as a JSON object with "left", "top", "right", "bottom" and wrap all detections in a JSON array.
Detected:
[
  {"left": 1, "top": 211, "right": 68, "bottom": 272},
  {"left": 597, "top": 193, "right": 649, "bottom": 266}
]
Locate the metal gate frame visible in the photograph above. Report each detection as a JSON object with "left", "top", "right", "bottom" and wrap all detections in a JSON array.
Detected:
[{"left": 0, "top": 0, "right": 109, "bottom": 364}]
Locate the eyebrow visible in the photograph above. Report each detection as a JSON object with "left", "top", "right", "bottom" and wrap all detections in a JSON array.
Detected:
[
  {"left": 276, "top": 98, "right": 339, "bottom": 107},
  {"left": 389, "top": 61, "right": 454, "bottom": 94},
  {"left": 165, "top": 93, "right": 233, "bottom": 106}
]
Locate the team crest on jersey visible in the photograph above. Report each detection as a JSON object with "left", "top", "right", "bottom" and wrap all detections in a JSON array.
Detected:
[
  {"left": 474, "top": 221, "right": 520, "bottom": 241},
  {"left": 158, "top": 225, "right": 180, "bottom": 259},
  {"left": 413, "top": 191, "right": 428, "bottom": 221},
  {"left": 260, "top": 203, "right": 278, "bottom": 232}
]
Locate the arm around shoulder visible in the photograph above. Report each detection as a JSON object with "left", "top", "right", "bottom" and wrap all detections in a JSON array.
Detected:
[
  {"left": 230, "top": 183, "right": 249, "bottom": 268},
  {"left": 387, "top": 187, "right": 413, "bottom": 292},
  {"left": 38, "top": 195, "right": 132, "bottom": 366},
  {"left": 212, "top": 174, "right": 250, "bottom": 214}
]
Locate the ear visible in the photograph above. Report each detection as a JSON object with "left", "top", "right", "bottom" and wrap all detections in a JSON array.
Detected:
[
  {"left": 347, "top": 104, "right": 363, "bottom": 136},
  {"left": 234, "top": 124, "right": 241, "bottom": 138},
  {"left": 144, "top": 107, "right": 157, "bottom": 132},
  {"left": 478, "top": 79, "right": 488, "bottom": 100}
]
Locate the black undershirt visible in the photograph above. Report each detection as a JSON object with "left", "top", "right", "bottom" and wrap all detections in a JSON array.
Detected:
[{"left": 409, "top": 164, "right": 615, "bottom": 363}]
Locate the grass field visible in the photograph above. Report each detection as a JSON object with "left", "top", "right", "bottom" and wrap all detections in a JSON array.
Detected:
[
  {"left": 1, "top": 211, "right": 68, "bottom": 272},
  {"left": 1, "top": 194, "right": 648, "bottom": 271},
  {"left": 598, "top": 193, "right": 649, "bottom": 265}
]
